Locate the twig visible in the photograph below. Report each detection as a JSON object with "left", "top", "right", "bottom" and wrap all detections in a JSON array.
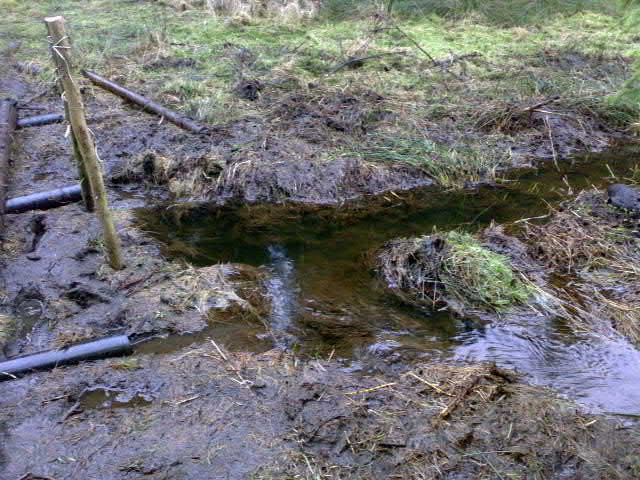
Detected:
[
  {"left": 285, "top": 39, "right": 307, "bottom": 55},
  {"left": 21, "top": 89, "right": 52, "bottom": 105},
  {"left": 522, "top": 95, "right": 561, "bottom": 113},
  {"left": 173, "top": 394, "right": 201, "bottom": 406},
  {"left": 18, "top": 474, "right": 58, "bottom": 480},
  {"left": 439, "top": 374, "right": 482, "bottom": 418},
  {"left": 329, "top": 51, "right": 408, "bottom": 74},
  {"left": 544, "top": 115, "right": 559, "bottom": 171},
  {"left": 433, "top": 52, "right": 482, "bottom": 68},
  {"left": 209, "top": 339, "right": 228, "bottom": 361},
  {"left": 513, "top": 214, "right": 550, "bottom": 224},
  {"left": 345, "top": 382, "right": 397, "bottom": 395},
  {"left": 392, "top": 25, "right": 435, "bottom": 62},
  {"left": 60, "top": 399, "right": 83, "bottom": 423},
  {"left": 406, "top": 371, "right": 453, "bottom": 396}
]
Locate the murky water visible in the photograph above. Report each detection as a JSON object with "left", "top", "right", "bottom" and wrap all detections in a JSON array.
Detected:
[{"left": 138, "top": 145, "right": 640, "bottom": 414}]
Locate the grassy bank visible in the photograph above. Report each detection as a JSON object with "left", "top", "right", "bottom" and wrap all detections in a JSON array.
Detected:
[{"left": 2, "top": 0, "right": 638, "bottom": 188}]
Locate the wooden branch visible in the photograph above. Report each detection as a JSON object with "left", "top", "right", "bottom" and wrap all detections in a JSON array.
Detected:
[
  {"left": 45, "top": 16, "right": 124, "bottom": 270},
  {"left": 0, "top": 98, "right": 17, "bottom": 235},
  {"left": 82, "top": 70, "right": 210, "bottom": 134}
]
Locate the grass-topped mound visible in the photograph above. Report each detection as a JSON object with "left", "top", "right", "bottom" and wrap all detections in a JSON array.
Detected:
[{"left": 377, "top": 230, "right": 530, "bottom": 313}]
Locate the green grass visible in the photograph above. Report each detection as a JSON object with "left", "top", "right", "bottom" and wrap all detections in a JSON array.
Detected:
[
  {"left": 2, "top": 0, "right": 638, "bottom": 187},
  {"left": 324, "top": 0, "right": 621, "bottom": 24},
  {"left": 377, "top": 231, "right": 530, "bottom": 311},
  {"left": 442, "top": 231, "right": 531, "bottom": 310},
  {"left": 345, "top": 135, "right": 501, "bottom": 187}
]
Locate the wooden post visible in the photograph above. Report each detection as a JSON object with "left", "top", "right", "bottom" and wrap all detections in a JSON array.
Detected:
[
  {"left": 44, "top": 16, "right": 95, "bottom": 212},
  {"left": 0, "top": 98, "right": 17, "bottom": 236},
  {"left": 44, "top": 16, "right": 124, "bottom": 270}
]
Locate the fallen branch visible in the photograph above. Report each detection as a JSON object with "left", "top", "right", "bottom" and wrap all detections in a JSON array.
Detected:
[
  {"left": 5, "top": 184, "right": 82, "bottom": 214},
  {"left": 0, "top": 98, "right": 18, "bottom": 235},
  {"left": 82, "top": 70, "right": 210, "bottom": 134}
]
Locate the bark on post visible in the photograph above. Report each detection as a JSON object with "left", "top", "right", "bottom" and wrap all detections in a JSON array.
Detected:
[
  {"left": 0, "top": 98, "right": 17, "bottom": 235},
  {"left": 44, "top": 16, "right": 95, "bottom": 212},
  {"left": 44, "top": 16, "right": 124, "bottom": 270}
]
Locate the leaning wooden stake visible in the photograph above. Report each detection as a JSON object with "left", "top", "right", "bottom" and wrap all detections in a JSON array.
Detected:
[
  {"left": 83, "top": 70, "right": 210, "bottom": 134},
  {"left": 0, "top": 98, "right": 17, "bottom": 236},
  {"left": 44, "top": 17, "right": 95, "bottom": 212},
  {"left": 44, "top": 16, "right": 124, "bottom": 270}
]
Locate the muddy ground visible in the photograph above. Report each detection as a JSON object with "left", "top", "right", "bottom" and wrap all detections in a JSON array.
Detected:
[{"left": 2, "top": 51, "right": 640, "bottom": 479}]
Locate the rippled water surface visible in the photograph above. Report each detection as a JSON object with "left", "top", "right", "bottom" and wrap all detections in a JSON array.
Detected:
[{"left": 138, "top": 146, "right": 640, "bottom": 415}]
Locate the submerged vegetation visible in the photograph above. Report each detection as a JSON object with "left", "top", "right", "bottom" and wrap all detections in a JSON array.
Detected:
[
  {"left": 441, "top": 231, "right": 531, "bottom": 309},
  {"left": 379, "top": 186, "right": 640, "bottom": 345}
]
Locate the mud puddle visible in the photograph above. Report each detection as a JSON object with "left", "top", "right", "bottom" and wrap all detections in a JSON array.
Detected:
[{"left": 138, "top": 144, "right": 640, "bottom": 414}]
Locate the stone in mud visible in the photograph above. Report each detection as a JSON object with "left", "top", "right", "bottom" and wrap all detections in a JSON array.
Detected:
[{"left": 607, "top": 184, "right": 640, "bottom": 211}]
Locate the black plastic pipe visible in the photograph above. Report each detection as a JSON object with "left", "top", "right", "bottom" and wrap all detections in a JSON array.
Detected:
[
  {"left": 0, "top": 335, "right": 131, "bottom": 380},
  {"left": 17, "top": 113, "right": 64, "bottom": 128},
  {"left": 6, "top": 184, "right": 82, "bottom": 214}
]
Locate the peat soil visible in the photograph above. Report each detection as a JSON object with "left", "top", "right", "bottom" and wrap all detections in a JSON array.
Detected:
[{"left": 2, "top": 57, "right": 640, "bottom": 479}]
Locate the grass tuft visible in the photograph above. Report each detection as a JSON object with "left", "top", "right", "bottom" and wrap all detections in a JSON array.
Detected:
[
  {"left": 442, "top": 231, "right": 530, "bottom": 310},
  {"left": 351, "top": 135, "right": 502, "bottom": 188},
  {"left": 377, "top": 231, "right": 530, "bottom": 312}
]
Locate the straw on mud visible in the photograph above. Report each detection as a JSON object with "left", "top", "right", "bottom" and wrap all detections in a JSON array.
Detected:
[
  {"left": 404, "top": 371, "right": 451, "bottom": 396},
  {"left": 344, "top": 382, "right": 397, "bottom": 396}
]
